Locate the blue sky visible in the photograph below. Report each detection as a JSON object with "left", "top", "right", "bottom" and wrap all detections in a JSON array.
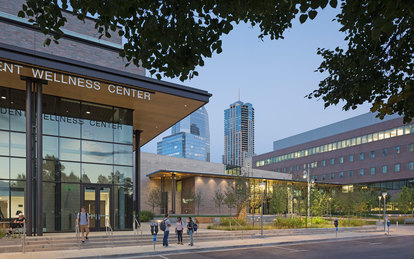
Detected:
[{"left": 142, "top": 7, "right": 371, "bottom": 163}]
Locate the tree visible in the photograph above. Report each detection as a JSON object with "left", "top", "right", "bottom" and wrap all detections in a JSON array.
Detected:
[
  {"left": 270, "top": 184, "right": 288, "bottom": 214},
  {"left": 213, "top": 190, "right": 225, "bottom": 214},
  {"left": 396, "top": 187, "right": 414, "bottom": 214},
  {"left": 224, "top": 188, "right": 236, "bottom": 216},
  {"left": 194, "top": 191, "right": 203, "bottom": 215},
  {"left": 146, "top": 188, "right": 162, "bottom": 213},
  {"left": 19, "top": 1, "right": 414, "bottom": 121}
]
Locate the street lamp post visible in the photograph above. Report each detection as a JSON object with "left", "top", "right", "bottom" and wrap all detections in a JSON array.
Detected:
[
  {"left": 259, "top": 182, "right": 266, "bottom": 237},
  {"left": 382, "top": 192, "right": 387, "bottom": 233},
  {"left": 303, "top": 164, "right": 311, "bottom": 228},
  {"left": 328, "top": 197, "right": 332, "bottom": 219},
  {"left": 378, "top": 196, "right": 381, "bottom": 216}
]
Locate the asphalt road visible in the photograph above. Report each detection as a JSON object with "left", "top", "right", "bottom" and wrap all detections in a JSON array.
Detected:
[{"left": 138, "top": 235, "right": 414, "bottom": 259}]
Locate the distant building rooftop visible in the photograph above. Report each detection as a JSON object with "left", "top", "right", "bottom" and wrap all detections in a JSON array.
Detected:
[{"left": 273, "top": 113, "right": 402, "bottom": 151}]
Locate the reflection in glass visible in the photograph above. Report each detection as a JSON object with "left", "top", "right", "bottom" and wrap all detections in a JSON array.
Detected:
[
  {"left": 43, "top": 182, "right": 56, "bottom": 231},
  {"left": 10, "top": 158, "right": 25, "bottom": 180},
  {"left": 9, "top": 109, "right": 25, "bottom": 132},
  {"left": 61, "top": 162, "right": 81, "bottom": 182},
  {"left": 43, "top": 159, "right": 58, "bottom": 182},
  {"left": 82, "top": 140, "right": 113, "bottom": 164},
  {"left": 61, "top": 183, "right": 80, "bottom": 231},
  {"left": 10, "top": 132, "right": 25, "bottom": 157},
  {"left": 114, "top": 185, "right": 133, "bottom": 230},
  {"left": 114, "top": 144, "right": 132, "bottom": 166},
  {"left": 82, "top": 163, "right": 113, "bottom": 184},
  {"left": 113, "top": 166, "right": 133, "bottom": 185},
  {"left": 60, "top": 138, "right": 80, "bottom": 161},
  {"left": 0, "top": 180, "right": 9, "bottom": 218},
  {"left": 43, "top": 114, "right": 59, "bottom": 136},
  {"left": 0, "top": 131, "right": 9, "bottom": 156},
  {"left": 43, "top": 136, "right": 59, "bottom": 159},
  {"left": 0, "top": 107, "right": 9, "bottom": 130},
  {"left": 0, "top": 156, "right": 9, "bottom": 179},
  {"left": 10, "top": 180, "right": 25, "bottom": 218},
  {"left": 100, "top": 187, "right": 110, "bottom": 228}
]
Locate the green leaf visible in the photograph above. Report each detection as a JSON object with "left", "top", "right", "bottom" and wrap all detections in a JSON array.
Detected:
[
  {"left": 309, "top": 10, "right": 317, "bottom": 20},
  {"left": 299, "top": 14, "right": 308, "bottom": 24},
  {"left": 329, "top": 0, "right": 338, "bottom": 8},
  {"left": 17, "top": 11, "right": 25, "bottom": 18}
]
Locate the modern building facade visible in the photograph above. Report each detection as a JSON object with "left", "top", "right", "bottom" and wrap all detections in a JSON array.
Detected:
[
  {"left": 253, "top": 113, "right": 414, "bottom": 190},
  {"left": 0, "top": 0, "right": 211, "bottom": 235},
  {"left": 157, "top": 106, "right": 210, "bottom": 161},
  {"left": 140, "top": 152, "right": 292, "bottom": 215},
  {"left": 224, "top": 101, "right": 254, "bottom": 166}
]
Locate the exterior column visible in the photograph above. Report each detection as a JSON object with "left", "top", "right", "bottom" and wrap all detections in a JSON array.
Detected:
[
  {"left": 171, "top": 173, "right": 176, "bottom": 214},
  {"left": 24, "top": 78, "right": 33, "bottom": 236},
  {"left": 133, "top": 130, "right": 142, "bottom": 226},
  {"left": 36, "top": 82, "right": 43, "bottom": 236}
]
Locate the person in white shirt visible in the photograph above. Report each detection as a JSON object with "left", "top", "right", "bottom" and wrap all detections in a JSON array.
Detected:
[{"left": 175, "top": 216, "right": 185, "bottom": 245}]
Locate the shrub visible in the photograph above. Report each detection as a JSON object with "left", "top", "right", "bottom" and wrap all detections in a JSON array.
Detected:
[
  {"left": 312, "top": 217, "right": 329, "bottom": 225},
  {"left": 273, "top": 217, "right": 304, "bottom": 229},
  {"left": 219, "top": 218, "right": 246, "bottom": 226},
  {"left": 140, "top": 210, "right": 155, "bottom": 222}
]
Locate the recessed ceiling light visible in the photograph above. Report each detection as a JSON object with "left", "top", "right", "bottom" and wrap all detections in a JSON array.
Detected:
[
  {"left": 184, "top": 104, "right": 187, "bottom": 107},
  {"left": 86, "top": 111, "right": 91, "bottom": 114},
  {"left": 1, "top": 96, "right": 6, "bottom": 100}
]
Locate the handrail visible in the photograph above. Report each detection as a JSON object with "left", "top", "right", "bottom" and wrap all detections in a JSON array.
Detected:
[
  {"left": 134, "top": 218, "right": 142, "bottom": 243},
  {"left": 105, "top": 219, "right": 114, "bottom": 247},
  {"left": 75, "top": 223, "right": 80, "bottom": 250},
  {"left": 230, "top": 217, "right": 244, "bottom": 239},
  {"left": 21, "top": 221, "right": 26, "bottom": 253}
]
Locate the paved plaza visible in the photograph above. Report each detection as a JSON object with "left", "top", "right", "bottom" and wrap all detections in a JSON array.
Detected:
[{"left": 0, "top": 226, "right": 412, "bottom": 259}]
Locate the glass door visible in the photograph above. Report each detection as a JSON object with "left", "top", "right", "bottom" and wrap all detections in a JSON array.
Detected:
[{"left": 82, "top": 184, "right": 112, "bottom": 231}]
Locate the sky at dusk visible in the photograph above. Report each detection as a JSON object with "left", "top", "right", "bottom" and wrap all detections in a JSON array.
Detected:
[{"left": 142, "top": 7, "right": 371, "bottom": 163}]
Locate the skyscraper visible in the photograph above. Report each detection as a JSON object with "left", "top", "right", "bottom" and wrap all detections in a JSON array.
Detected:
[
  {"left": 157, "top": 106, "right": 210, "bottom": 161},
  {"left": 224, "top": 101, "right": 254, "bottom": 166}
]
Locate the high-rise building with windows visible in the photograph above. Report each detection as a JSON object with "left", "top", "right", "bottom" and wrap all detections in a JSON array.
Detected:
[
  {"left": 157, "top": 106, "right": 210, "bottom": 161},
  {"left": 224, "top": 101, "right": 254, "bottom": 166}
]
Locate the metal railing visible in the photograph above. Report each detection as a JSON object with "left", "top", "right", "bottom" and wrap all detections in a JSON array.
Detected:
[
  {"left": 134, "top": 218, "right": 143, "bottom": 243},
  {"left": 21, "top": 221, "right": 26, "bottom": 253},
  {"left": 75, "top": 223, "right": 80, "bottom": 250},
  {"left": 105, "top": 220, "right": 114, "bottom": 247},
  {"left": 229, "top": 217, "right": 244, "bottom": 239}
]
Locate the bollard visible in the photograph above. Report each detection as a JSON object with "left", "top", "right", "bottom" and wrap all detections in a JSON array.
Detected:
[{"left": 396, "top": 221, "right": 398, "bottom": 229}]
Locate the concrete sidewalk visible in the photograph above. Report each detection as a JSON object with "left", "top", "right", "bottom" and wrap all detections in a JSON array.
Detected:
[{"left": 2, "top": 226, "right": 413, "bottom": 259}]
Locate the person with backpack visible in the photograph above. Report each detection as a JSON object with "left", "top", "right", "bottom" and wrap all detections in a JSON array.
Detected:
[
  {"left": 76, "top": 206, "right": 90, "bottom": 243},
  {"left": 175, "top": 216, "right": 185, "bottom": 245},
  {"left": 187, "top": 217, "right": 197, "bottom": 246},
  {"left": 161, "top": 214, "right": 171, "bottom": 247}
]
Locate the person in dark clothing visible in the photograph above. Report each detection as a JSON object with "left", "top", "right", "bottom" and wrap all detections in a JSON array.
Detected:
[{"left": 8, "top": 213, "right": 25, "bottom": 236}]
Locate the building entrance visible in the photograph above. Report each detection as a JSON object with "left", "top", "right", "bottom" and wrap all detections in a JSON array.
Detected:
[{"left": 81, "top": 184, "right": 113, "bottom": 231}]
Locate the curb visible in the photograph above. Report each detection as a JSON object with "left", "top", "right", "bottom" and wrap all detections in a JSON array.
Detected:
[{"left": 66, "top": 233, "right": 388, "bottom": 259}]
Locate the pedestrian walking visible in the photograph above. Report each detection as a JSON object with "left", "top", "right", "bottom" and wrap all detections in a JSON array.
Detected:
[
  {"left": 187, "top": 217, "right": 194, "bottom": 246},
  {"left": 161, "top": 214, "right": 171, "bottom": 247},
  {"left": 76, "top": 206, "right": 90, "bottom": 243},
  {"left": 175, "top": 216, "right": 185, "bottom": 245}
]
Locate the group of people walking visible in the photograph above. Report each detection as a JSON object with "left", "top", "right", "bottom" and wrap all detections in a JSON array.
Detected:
[{"left": 162, "top": 214, "right": 196, "bottom": 247}]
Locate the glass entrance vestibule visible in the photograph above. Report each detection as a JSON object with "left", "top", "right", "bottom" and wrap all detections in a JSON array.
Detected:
[{"left": 0, "top": 85, "right": 134, "bottom": 233}]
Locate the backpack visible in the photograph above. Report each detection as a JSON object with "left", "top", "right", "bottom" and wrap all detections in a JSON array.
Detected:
[
  {"left": 193, "top": 222, "right": 198, "bottom": 232},
  {"left": 160, "top": 219, "right": 166, "bottom": 231}
]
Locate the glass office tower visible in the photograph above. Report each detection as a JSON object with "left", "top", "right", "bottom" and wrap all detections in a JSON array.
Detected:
[
  {"left": 157, "top": 106, "right": 210, "bottom": 161},
  {"left": 224, "top": 101, "right": 254, "bottom": 166}
]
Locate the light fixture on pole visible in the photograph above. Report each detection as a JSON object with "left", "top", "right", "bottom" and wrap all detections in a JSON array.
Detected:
[
  {"left": 378, "top": 195, "right": 381, "bottom": 215},
  {"left": 382, "top": 192, "right": 387, "bottom": 233},
  {"left": 259, "top": 182, "right": 266, "bottom": 237},
  {"left": 303, "top": 164, "right": 311, "bottom": 228}
]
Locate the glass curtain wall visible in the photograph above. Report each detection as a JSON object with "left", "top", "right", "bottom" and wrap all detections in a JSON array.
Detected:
[{"left": 0, "top": 86, "right": 133, "bottom": 232}]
